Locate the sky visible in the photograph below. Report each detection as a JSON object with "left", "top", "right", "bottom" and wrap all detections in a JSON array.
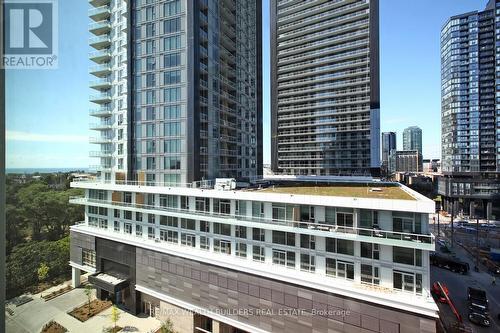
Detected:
[{"left": 6, "top": 0, "right": 485, "bottom": 168}]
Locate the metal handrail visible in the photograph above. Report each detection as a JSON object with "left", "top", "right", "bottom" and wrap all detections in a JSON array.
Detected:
[{"left": 69, "top": 196, "right": 434, "bottom": 245}]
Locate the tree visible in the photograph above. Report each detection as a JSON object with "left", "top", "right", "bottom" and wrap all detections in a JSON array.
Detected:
[
  {"left": 110, "top": 305, "right": 120, "bottom": 331},
  {"left": 84, "top": 284, "right": 94, "bottom": 315},
  {"left": 37, "top": 262, "right": 49, "bottom": 283},
  {"left": 160, "top": 318, "right": 177, "bottom": 333}
]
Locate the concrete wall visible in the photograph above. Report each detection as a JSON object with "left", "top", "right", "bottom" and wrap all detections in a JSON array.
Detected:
[
  {"left": 136, "top": 247, "right": 436, "bottom": 333},
  {"left": 70, "top": 230, "right": 95, "bottom": 265}
]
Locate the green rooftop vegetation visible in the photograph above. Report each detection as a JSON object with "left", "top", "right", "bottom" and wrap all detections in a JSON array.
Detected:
[{"left": 257, "top": 184, "right": 416, "bottom": 201}]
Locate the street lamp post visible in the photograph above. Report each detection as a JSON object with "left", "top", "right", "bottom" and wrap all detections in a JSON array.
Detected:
[{"left": 474, "top": 201, "right": 480, "bottom": 272}]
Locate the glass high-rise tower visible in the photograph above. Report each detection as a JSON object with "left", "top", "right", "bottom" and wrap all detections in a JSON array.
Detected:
[
  {"left": 440, "top": 0, "right": 500, "bottom": 218},
  {"left": 402, "top": 126, "right": 422, "bottom": 154},
  {"left": 89, "top": 0, "right": 262, "bottom": 184},
  {"left": 270, "top": 0, "right": 380, "bottom": 177}
]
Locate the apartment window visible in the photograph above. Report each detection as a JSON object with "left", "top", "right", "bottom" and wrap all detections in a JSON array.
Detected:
[
  {"left": 124, "top": 210, "right": 132, "bottom": 220},
  {"left": 164, "top": 105, "right": 180, "bottom": 119},
  {"left": 136, "top": 225, "right": 143, "bottom": 237},
  {"left": 124, "top": 223, "right": 132, "bottom": 234},
  {"left": 337, "top": 210, "right": 354, "bottom": 228},
  {"left": 272, "top": 249, "right": 295, "bottom": 268},
  {"left": 337, "top": 260, "right": 355, "bottom": 280},
  {"left": 180, "top": 196, "right": 189, "bottom": 210},
  {"left": 164, "top": 53, "right": 180, "bottom": 68},
  {"left": 89, "top": 189, "right": 106, "bottom": 200},
  {"left": 213, "top": 222, "right": 231, "bottom": 236},
  {"left": 199, "top": 220, "right": 209, "bottom": 233},
  {"left": 325, "top": 238, "right": 336, "bottom": 253},
  {"left": 164, "top": 157, "right": 181, "bottom": 170},
  {"left": 300, "top": 234, "right": 315, "bottom": 250},
  {"left": 272, "top": 204, "right": 286, "bottom": 221},
  {"left": 146, "top": 107, "right": 156, "bottom": 120},
  {"left": 114, "top": 221, "right": 120, "bottom": 232},
  {"left": 146, "top": 124, "right": 156, "bottom": 137},
  {"left": 253, "top": 245, "right": 265, "bottom": 262},
  {"left": 146, "top": 157, "right": 156, "bottom": 170},
  {"left": 214, "top": 239, "right": 231, "bottom": 255},
  {"left": 148, "top": 227, "right": 155, "bottom": 239},
  {"left": 146, "top": 73, "right": 156, "bottom": 87},
  {"left": 213, "top": 199, "right": 231, "bottom": 215},
  {"left": 181, "top": 218, "right": 195, "bottom": 230},
  {"left": 146, "top": 140, "right": 156, "bottom": 153},
  {"left": 82, "top": 249, "right": 96, "bottom": 268},
  {"left": 337, "top": 239, "right": 354, "bottom": 255},
  {"left": 235, "top": 200, "right": 246, "bottom": 215},
  {"left": 146, "top": 56, "right": 156, "bottom": 70},
  {"left": 164, "top": 70, "right": 180, "bottom": 84},
  {"left": 325, "top": 207, "right": 335, "bottom": 225},
  {"left": 393, "top": 213, "right": 420, "bottom": 233},
  {"left": 300, "top": 253, "right": 315, "bottom": 272},
  {"left": 164, "top": 87, "right": 181, "bottom": 102},
  {"left": 195, "top": 197, "right": 210, "bottom": 212},
  {"left": 164, "top": 0, "right": 180, "bottom": 16},
  {"left": 160, "top": 215, "right": 178, "bottom": 227},
  {"left": 235, "top": 226, "right": 247, "bottom": 239},
  {"left": 252, "top": 202, "right": 264, "bottom": 217},
  {"left": 164, "top": 122, "right": 180, "bottom": 136},
  {"left": 135, "top": 212, "right": 142, "bottom": 222},
  {"left": 159, "top": 229, "right": 178, "bottom": 244},
  {"left": 88, "top": 217, "right": 98, "bottom": 227},
  {"left": 300, "top": 205, "right": 315, "bottom": 222},
  {"left": 361, "top": 264, "right": 380, "bottom": 285},
  {"left": 393, "top": 271, "right": 422, "bottom": 295},
  {"left": 148, "top": 214, "right": 155, "bottom": 224},
  {"left": 361, "top": 242, "right": 380, "bottom": 260},
  {"left": 235, "top": 243, "right": 247, "bottom": 258},
  {"left": 159, "top": 194, "right": 177, "bottom": 208},
  {"left": 164, "top": 35, "right": 181, "bottom": 51},
  {"left": 325, "top": 258, "right": 336, "bottom": 277},
  {"left": 252, "top": 228, "right": 265, "bottom": 241},
  {"left": 164, "top": 17, "right": 180, "bottom": 33},
  {"left": 393, "top": 247, "right": 422, "bottom": 266},
  {"left": 200, "top": 236, "right": 209, "bottom": 250},
  {"left": 272, "top": 231, "right": 295, "bottom": 246},
  {"left": 164, "top": 139, "right": 181, "bottom": 154},
  {"left": 114, "top": 209, "right": 120, "bottom": 218},
  {"left": 181, "top": 233, "right": 196, "bottom": 247}
]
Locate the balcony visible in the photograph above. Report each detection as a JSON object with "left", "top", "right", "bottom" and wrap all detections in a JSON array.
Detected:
[
  {"left": 89, "top": 49, "right": 111, "bottom": 64},
  {"left": 90, "top": 92, "right": 111, "bottom": 104},
  {"left": 69, "top": 196, "right": 435, "bottom": 250},
  {"left": 90, "top": 77, "right": 111, "bottom": 91},
  {"left": 89, "top": 121, "right": 112, "bottom": 130},
  {"left": 89, "top": 5, "right": 110, "bottom": 22},
  {"left": 88, "top": 165, "right": 112, "bottom": 172},
  {"left": 89, "top": 35, "right": 111, "bottom": 49},
  {"left": 89, "top": 0, "right": 110, "bottom": 7},
  {"left": 89, "top": 20, "right": 111, "bottom": 35},
  {"left": 90, "top": 63, "right": 111, "bottom": 77},
  {"left": 89, "top": 136, "right": 112, "bottom": 144},
  {"left": 89, "top": 107, "right": 112, "bottom": 117},
  {"left": 89, "top": 150, "right": 112, "bottom": 157}
]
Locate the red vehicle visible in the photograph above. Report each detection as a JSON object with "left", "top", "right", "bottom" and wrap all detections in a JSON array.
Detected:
[{"left": 432, "top": 282, "right": 450, "bottom": 303}]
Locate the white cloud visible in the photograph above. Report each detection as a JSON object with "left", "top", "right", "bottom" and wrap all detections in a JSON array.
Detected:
[{"left": 6, "top": 130, "right": 88, "bottom": 143}]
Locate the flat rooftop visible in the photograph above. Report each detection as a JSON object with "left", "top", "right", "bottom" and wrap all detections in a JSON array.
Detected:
[{"left": 254, "top": 184, "right": 416, "bottom": 201}]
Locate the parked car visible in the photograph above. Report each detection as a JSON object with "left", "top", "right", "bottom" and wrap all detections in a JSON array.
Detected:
[
  {"left": 430, "top": 253, "right": 469, "bottom": 274},
  {"left": 468, "top": 311, "right": 490, "bottom": 327},
  {"left": 467, "top": 287, "right": 489, "bottom": 312},
  {"left": 431, "top": 282, "right": 449, "bottom": 303}
]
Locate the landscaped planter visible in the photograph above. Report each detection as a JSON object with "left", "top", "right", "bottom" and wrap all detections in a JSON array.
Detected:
[
  {"left": 40, "top": 320, "right": 67, "bottom": 333},
  {"left": 41, "top": 285, "right": 72, "bottom": 301},
  {"left": 68, "top": 299, "right": 112, "bottom": 322}
]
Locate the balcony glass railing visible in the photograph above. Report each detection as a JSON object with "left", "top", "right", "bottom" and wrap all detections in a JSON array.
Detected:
[
  {"left": 89, "top": 20, "right": 111, "bottom": 32},
  {"left": 88, "top": 6, "right": 110, "bottom": 20},
  {"left": 89, "top": 63, "right": 111, "bottom": 74},
  {"left": 69, "top": 196, "right": 434, "bottom": 246},
  {"left": 89, "top": 35, "right": 111, "bottom": 46}
]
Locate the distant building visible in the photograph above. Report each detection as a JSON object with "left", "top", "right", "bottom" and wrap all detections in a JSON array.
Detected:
[
  {"left": 381, "top": 132, "right": 396, "bottom": 174},
  {"left": 402, "top": 126, "right": 422, "bottom": 153},
  {"left": 440, "top": 0, "right": 500, "bottom": 219},
  {"left": 389, "top": 150, "right": 423, "bottom": 173},
  {"left": 422, "top": 159, "right": 440, "bottom": 173},
  {"left": 270, "top": 0, "right": 380, "bottom": 177}
]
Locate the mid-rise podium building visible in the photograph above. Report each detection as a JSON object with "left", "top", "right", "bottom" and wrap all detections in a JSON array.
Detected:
[{"left": 74, "top": 0, "right": 439, "bottom": 332}]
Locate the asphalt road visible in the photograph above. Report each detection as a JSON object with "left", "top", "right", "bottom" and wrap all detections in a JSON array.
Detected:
[{"left": 430, "top": 215, "right": 500, "bottom": 333}]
